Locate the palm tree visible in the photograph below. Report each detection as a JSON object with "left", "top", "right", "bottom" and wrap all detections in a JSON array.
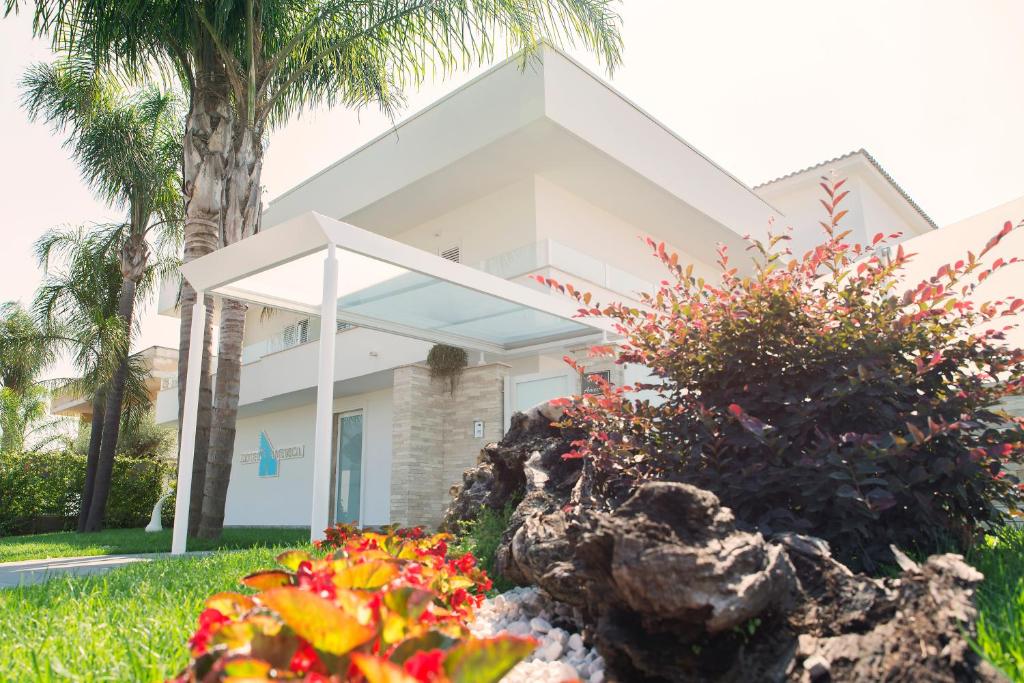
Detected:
[
  {"left": 0, "top": 302, "right": 55, "bottom": 453},
  {"left": 34, "top": 225, "right": 172, "bottom": 530},
  {"left": 12, "top": 0, "right": 622, "bottom": 539},
  {"left": 22, "top": 62, "right": 183, "bottom": 530}
]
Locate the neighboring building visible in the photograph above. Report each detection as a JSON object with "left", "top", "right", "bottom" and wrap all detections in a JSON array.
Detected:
[
  {"left": 156, "top": 46, "right": 939, "bottom": 530},
  {"left": 52, "top": 345, "right": 179, "bottom": 422}
]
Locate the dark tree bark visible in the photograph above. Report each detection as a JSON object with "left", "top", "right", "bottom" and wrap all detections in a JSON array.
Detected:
[
  {"left": 77, "top": 392, "right": 105, "bottom": 532},
  {"left": 178, "top": 57, "right": 232, "bottom": 537},
  {"left": 196, "top": 120, "right": 263, "bottom": 541},
  {"left": 197, "top": 297, "right": 247, "bottom": 539},
  {"left": 84, "top": 279, "right": 137, "bottom": 531}
]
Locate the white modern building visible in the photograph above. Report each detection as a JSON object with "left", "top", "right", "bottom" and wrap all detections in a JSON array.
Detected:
[{"left": 157, "top": 45, "right": 943, "bottom": 542}]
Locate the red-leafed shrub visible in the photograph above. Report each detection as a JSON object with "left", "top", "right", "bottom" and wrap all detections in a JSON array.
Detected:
[
  {"left": 537, "top": 178, "right": 1024, "bottom": 571},
  {"left": 171, "top": 527, "right": 525, "bottom": 682}
]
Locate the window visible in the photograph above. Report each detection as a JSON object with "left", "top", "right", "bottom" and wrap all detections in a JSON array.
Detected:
[{"left": 581, "top": 370, "right": 611, "bottom": 395}]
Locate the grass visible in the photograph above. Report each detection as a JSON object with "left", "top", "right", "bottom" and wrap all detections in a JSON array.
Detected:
[
  {"left": 0, "top": 527, "right": 310, "bottom": 563},
  {"left": 969, "top": 525, "right": 1024, "bottom": 681},
  {"left": 449, "top": 504, "right": 517, "bottom": 594},
  {"left": 0, "top": 521, "right": 1018, "bottom": 682},
  {"left": 0, "top": 547, "right": 291, "bottom": 682}
]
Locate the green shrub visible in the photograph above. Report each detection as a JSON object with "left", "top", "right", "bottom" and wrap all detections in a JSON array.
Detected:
[
  {"left": 450, "top": 504, "right": 517, "bottom": 592},
  {"left": 539, "top": 178, "right": 1024, "bottom": 571},
  {"left": 0, "top": 452, "right": 171, "bottom": 535}
]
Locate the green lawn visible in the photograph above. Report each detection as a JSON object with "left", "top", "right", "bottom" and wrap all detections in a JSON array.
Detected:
[
  {"left": 970, "top": 525, "right": 1024, "bottom": 681},
  {"left": 0, "top": 547, "right": 289, "bottom": 682},
  {"left": 0, "top": 526, "right": 1019, "bottom": 682},
  {"left": 0, "top": 527, "right": 310, "bottom": 563}
]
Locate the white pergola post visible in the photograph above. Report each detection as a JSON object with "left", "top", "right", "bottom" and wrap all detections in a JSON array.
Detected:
[
  {"left": 310, "top": 245, "right": 339, "bottom": 541},
  {"left": 171, "top": 295, "right": 208, "bottom": 555}
]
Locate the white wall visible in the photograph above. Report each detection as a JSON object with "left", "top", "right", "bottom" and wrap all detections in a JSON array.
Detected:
[
  {"left": 391, "top": 178, "right": 538, "bottom": 266},
  {"left": 223, "top": 388, "right": 393, "bottom": 527}
]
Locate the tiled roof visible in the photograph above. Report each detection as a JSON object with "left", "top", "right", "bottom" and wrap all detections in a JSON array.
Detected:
[{"left": 755, "top": 149, "right": 937, "bottom": 230}]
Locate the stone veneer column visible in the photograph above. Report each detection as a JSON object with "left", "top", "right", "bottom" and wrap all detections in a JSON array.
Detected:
[
  {"left": 439, "top": 363, "right": 510, "bottom": 524},
  {"left": 390, "top": 364, "right": 443, "bottom": 527},
  {"left": 390, "top": 362, "right": 509, "bottom": 528}
]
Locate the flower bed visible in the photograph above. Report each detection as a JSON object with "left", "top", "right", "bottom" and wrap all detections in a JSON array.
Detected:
[{"left": 172, "top": 526, "right": 533, "bottom": 682}]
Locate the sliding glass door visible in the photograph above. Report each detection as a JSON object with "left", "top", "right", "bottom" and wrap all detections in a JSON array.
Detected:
[{"left": 334, "top": 411, "right": 364, "bottom": 525}]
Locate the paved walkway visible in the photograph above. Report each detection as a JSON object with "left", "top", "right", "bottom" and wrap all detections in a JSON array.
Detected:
[{"left": 0, "top": 553, "right": 199, "bottom": 588}]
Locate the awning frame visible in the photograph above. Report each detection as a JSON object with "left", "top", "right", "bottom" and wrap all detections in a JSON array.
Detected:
[{"left": 171, "top": 212, "right": 611, "bottom": 553}]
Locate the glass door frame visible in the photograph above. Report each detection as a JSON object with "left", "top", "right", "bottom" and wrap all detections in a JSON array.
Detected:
[{"left": 333, "top": 408, "right": 367, "bottom": 526}]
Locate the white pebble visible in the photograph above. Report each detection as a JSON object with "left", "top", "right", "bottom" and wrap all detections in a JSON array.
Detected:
[
  {"left": 470, "top": 587, "right": 605, "bottom": 683},
  {"left": 530, "top": 616, "right": 552, "bottom": 633},
  {"left": 507, "top": 620, "right": 531, "bottom": 636}
]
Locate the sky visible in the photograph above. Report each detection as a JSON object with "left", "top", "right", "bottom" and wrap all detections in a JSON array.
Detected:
[{"left": 2, "top": 0, "right": 1023, "bottom": 380}]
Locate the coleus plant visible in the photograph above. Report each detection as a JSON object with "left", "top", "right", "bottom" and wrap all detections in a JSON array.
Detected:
[
  {"left": 536, "top": 177, "right": 1024, "bottom": 571},
  {"left": 171, "top": 527, "right": 529, "bottom": 682}
]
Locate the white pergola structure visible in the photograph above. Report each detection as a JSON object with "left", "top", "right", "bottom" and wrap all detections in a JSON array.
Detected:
[{"left": 171, "top": 211, "right": 612, "bottom": 554}]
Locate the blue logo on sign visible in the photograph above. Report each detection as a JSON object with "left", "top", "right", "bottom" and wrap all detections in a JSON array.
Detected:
[{"left": 257, "top": 431, "right": 279, "bottom": 477}]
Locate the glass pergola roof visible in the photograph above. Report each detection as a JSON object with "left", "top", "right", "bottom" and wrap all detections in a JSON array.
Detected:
[{"left": 180, "top": 212, "right": 610, "bottom": 353}]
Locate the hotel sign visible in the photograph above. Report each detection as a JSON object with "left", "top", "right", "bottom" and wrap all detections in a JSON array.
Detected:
[{"left": 239, "top": 431, "right": 305, "bottom": 477}]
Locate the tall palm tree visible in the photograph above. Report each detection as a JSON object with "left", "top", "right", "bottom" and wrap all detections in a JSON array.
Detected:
[
  {"left": 34, "top": 224, "right": 172, "bottom": 530},
  {"left": 11, "top": 0, "right": 622, "bottom": 538},
  {"left": 22, "top": 61, "right": 184, "bottom": 530},
  {"left": 0, "top": 302, "right": 55, "bottom": 453}
]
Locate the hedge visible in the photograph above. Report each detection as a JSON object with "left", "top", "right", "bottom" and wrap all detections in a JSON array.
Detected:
[{"left": 0, "top": 452, "right": 172, "bottom": 536}]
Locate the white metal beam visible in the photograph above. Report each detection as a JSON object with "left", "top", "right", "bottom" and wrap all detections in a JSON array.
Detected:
[
  {"left": 310, "top": 246, "right": 339, "bottom": 541},
  {"left": 171, "top": 297, "right": 207, "bottom": 555}
]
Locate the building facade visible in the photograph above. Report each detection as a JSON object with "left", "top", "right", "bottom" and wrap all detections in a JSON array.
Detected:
[{"left": 155, "top": 46, "right": 937, "bottom": 530}]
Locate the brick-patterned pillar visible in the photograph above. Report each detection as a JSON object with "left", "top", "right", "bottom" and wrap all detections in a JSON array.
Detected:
[
  {"left": 390, "top": 362, "right": 509, "bottom": 528},
  {"left": 440, "top": 363, "right": 510, "bottom": 524},
  {"left": 390, "top": 365, "right": 444, "bottom": 527}
]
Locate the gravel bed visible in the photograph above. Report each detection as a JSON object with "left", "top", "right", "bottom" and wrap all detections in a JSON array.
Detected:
[{"left": 470, "top": 586, "right": 606, "bottom": 683}]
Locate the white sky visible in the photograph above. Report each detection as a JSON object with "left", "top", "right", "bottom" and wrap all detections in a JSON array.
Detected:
[{"left": 2, "top": 0, "right": 1023, "bottom": 380}]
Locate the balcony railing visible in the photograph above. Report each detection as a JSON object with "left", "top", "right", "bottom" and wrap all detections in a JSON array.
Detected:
[
  {"left": 241, "top": 319, "right": 354, "bottom": 365},
  {"left": 479, "top": 239, "right": 654, "bottom": 298}
]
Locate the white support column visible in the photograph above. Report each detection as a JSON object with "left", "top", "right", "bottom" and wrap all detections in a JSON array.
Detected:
[
  {"left": 171, "top": 295, "right": 208, "bottom": 555},
  {"left": 310, "top": 245, "right": 339, "bottom": 541}
]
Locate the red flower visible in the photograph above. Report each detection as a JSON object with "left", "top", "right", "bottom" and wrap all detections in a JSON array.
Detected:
[
  {"left": 188, "top": 608, "right": 230, "bottom": 656},
  {"left": 452, "top": 552, "right": 476, "bottom": 574},
  {"left": 450, "top": 588, "right": 470, "bottom": 609},
  {"left": 403, "top": 649, "right": 446, "bottom": 681},
  {"left": 289, "top": 639, "right": 325, "bottom": 674}
]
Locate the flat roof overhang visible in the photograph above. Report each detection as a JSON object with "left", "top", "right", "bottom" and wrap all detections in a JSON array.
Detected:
[
  {"left": 261, "top": 46, "right": 782, "bottom": 268},
  {"left": 179, "top": 211, "right": 614, "bottom": 355}
]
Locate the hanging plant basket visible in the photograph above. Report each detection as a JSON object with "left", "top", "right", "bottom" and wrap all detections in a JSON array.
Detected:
[{"left": 426, "top": 344, "right": 468, "bottom": 396}]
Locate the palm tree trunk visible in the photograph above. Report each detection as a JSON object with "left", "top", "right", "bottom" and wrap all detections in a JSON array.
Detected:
[
  {"left": 197, "top": 297, "right": 247, "bottom": 538},
  {"left": 84, "top": 279, "right": 137, "bottom": 532},
  {"left": 179, "top": 61, "right": 233, "bottom": 536},
  {"left": 77, "top": 393, "right": 105, "bottom": 532},
  {"left": 196, "top": 125, "right": 262, "bottom": 540}
]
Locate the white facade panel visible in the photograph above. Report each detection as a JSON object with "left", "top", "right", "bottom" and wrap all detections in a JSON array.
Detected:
[{"left": 223, "top": 389, "right": 393, "bottom": 528}]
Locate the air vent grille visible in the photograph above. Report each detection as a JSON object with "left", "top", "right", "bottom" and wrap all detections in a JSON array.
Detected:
[{"left": 440, "top": 245, "right": 460, "bottom": 263}]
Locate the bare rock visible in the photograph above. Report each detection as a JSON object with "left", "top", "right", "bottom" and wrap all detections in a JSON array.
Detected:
[{"left": 443, "top": 403, "right": 1004, "bottom": 682}]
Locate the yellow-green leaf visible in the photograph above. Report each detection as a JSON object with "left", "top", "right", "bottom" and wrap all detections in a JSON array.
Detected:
[
  {"left": 444, "top": 636, "right": 536, "bottom": 683},
  {"left": 241, "top": 570, "right": 292, "bottom": 591},
  {"left": 350, "top": 653, "right": 419, "bottom": 683},
  {"left": 259, "top": 587, "right": 375, "bottom": 655},
  {"left": 332, "top": 559, "right": 399, "bottom": 590},
  {"left": 206, "top": 592, "right": 255, "bottom": 617},
  {"left": 222, "top": 656, "right": 272, "bottom": 677},
  {"left": 275, "top": 550, "right": 311, "bottom": 571},
  {"left": 383, "top": 587, "right": 434, "bottom": 621}
]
